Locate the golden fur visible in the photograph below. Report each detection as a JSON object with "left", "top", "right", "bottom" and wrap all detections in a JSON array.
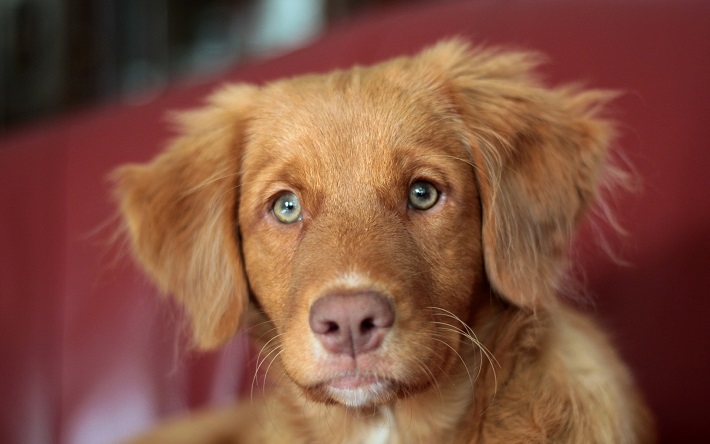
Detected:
[{"left": 114, "top": 40, "right": 654, "bottom": 443}]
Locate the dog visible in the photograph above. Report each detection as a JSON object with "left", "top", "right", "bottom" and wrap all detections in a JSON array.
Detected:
[{"left": 114, "top": 39, "right": 654, "bottom": 443}]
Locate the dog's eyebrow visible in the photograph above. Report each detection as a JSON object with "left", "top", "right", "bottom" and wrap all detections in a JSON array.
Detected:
[
  {"left": 226, "top": 179, "right": 295, "bottom": 200},
  {"left": 422, "top": 153, "right": 476, "bottom": 168}
]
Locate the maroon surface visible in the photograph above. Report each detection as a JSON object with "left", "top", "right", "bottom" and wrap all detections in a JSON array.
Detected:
[{"left": 1, "top": 1, "right": 708, "bottom": 442}]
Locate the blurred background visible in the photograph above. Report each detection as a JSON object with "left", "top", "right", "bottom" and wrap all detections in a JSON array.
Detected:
[
  {"left": 0, "top": 0, "right": 412, "bottom": 132},
  {"left": 1, "top": 0, "right": 708, "bottom": 443}
]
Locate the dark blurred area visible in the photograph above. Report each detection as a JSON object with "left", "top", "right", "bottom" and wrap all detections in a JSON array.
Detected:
[{"left": 0, "top": 0, "right": 409, "bottom": 133}]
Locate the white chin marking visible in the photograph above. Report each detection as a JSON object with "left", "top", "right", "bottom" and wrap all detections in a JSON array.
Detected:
[{"left": 327, "top": 381, "right": 391, "bottom": 408}]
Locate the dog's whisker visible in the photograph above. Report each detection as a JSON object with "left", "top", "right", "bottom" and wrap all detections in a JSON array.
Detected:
[
  {"left": 262, "top": 348, "right": 285, "bottom": 397},
  {"left": 433, "top": 329, "right": 483, "bottom": 382},
  {"left": 430, "top": 320, "right": 489, "bottom": 357},
  {"left": 415, "top": 341, "right": 457, "bottom": 388},
  {"left": 251, "top": 335, "right": 284, "bottom": 404},
  {"left": 260, "top": 352, "right": 288, "bottom": 439},
  {"left": 254, "top": 331, "right": 284, "bottom": 361},
  {"left": 428, "top": 312, "right": 498, "bottom": 380},
  {"left": 243, "top": 323, "right": 279, "bottom": 346},
  {"left": 429, "top": 336, "right": 475, "bottom": 393},
  {"left": 251, "top": 346, "right": 281, "bottom": 405},
  {"left": 431, "top": 325, "right": 498, "bottom": 393},
  {"left": 426, "top": 307, "right": 500, "bottom": 396},
  {"left": 426, "top": 307, "right": 500, "bottom": 369}
]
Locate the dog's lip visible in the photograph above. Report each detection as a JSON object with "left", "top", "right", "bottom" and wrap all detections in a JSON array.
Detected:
[
  {"left": 321, "top": 374, "right": 396, "bottom": 408},
  {"left": 326, "top": 374, "right": 381, "bottom": 389}
]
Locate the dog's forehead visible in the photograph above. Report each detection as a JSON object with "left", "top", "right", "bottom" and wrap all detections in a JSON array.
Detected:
[{"left": 244, "top": 67, "right": 465, "bottom": 178}]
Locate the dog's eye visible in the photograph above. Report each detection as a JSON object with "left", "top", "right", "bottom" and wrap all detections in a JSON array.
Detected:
[
  {"left": 408, "top": 181, "right": 439, "bottom": 211},
  {"left": 272, "top": 192, "right": 302, "bottom": 224}
]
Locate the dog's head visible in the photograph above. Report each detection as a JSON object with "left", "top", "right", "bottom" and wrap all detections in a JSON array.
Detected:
[{"left": 114, "top": 40, "right": 614, "bottom": 408}]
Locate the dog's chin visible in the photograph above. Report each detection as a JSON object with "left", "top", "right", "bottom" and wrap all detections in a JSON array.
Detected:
[
  {"left": 326, "top": 378, "right": 395, "bottom": 408},
  {"left": 301, "top": 374, "right": 430, "bottom": 409}
]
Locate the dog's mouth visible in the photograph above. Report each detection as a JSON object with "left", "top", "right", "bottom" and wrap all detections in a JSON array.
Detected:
[
  {"left": 327, "top": 373, "right": 381, "bottom": 390},
  {"left": 300, "top": 369, "right": 435, "bottom": 408},
  {"left": 314, "top": 372, "right": 397, "bottom": 408}
]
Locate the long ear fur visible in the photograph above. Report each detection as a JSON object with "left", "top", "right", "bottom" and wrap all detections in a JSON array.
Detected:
[
  {"left": 113, "top": 84, "right": 256, "bottom": 349},
  {"left": 422, "top": 40, "right": 616, "bottom": 309}
]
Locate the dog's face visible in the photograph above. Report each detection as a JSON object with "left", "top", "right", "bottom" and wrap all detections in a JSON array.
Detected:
[
  {"left": 239, "top": 70, "right": 483, "bottom": 405},
  {"left": 114, "top": 40, "right": 614, "bottom": 409}
]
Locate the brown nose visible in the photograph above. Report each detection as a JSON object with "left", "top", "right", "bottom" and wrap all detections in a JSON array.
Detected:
[{"left": 309, "top": 292, "right": 394, "bottom": 357}]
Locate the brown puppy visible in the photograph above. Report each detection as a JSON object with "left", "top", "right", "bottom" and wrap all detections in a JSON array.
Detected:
[{"left": 114, "top": 40, "right": 654, "bottom": 443}]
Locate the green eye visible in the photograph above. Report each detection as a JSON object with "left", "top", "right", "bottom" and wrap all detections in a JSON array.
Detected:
[
  {"left": 272, "top": 192, "right": 302, "bottom": 224},
  {"left": 408, "top": 181, "right": 439, "bottom": 210}
]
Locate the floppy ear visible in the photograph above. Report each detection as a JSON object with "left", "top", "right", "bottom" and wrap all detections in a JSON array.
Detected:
[
  {"left": 424, "top": 40, "right": 616, "bottom": 309},
  {"left": 113, "top": 84, "right": 256, "bottom": 349}
]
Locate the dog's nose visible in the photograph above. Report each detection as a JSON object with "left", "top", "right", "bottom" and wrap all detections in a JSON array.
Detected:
[{"left": 309, "top": 292, "right": 394, "bottom": 357}]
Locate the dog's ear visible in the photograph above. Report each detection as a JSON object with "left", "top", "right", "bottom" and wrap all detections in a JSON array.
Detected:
[
  {"left": 423, "top": 40, "right": 616, "bottom": 309},
  {"left": 113, "top": 84, "right": 256, "bottom": 349}
]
